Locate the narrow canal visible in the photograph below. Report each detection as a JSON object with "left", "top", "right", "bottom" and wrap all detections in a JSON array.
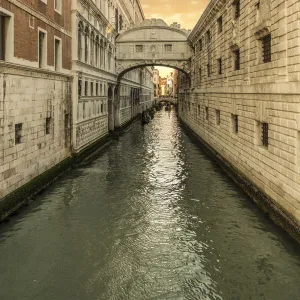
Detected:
[{"left": 0, "top": 110, "right": 299, "bottom": 300}]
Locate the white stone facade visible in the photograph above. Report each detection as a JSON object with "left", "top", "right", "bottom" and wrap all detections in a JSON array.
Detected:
[
  {"left": 72, "top": 0, "right": 154, "bottom": 152},
  {"left": 179, "top": 0, "right": 300, "bottom": 226}
]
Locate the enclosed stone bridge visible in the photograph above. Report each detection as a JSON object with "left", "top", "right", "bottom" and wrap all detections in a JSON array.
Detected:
[{"left": 115, "top": 19, "right": 193, "bottom": 80}]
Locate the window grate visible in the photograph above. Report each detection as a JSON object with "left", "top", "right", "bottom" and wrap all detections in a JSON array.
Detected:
[
  {"left": 262, "top": 122, "right": 268, "bottom": 147},
  {"left": 218, "top": 58, "right": 222, "bottom": 74},
  {"left": 15, "top": 123, "right": 22, "bottom": 144},
  {"left": 216, "top": 110, "right": 220, "bottom": 125},
  {"left": 262, "top": 34, "right": 271, "bottom": 63},
  {"left": 234, "top": 0, "right": 240, "bottom": 19},
  {"left": 217, "top": 16, "right": 223, "bottom": 33},
  {"left": 46, "top": 117, "right": 51, "bottom": 135},
  {"left": 234, "top": 49, "right": 240, "bottom": 70},
  {"left": 207, "top": 64, "right": 211, "bottom": 77}
]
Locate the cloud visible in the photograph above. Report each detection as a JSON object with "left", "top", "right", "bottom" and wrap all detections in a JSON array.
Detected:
[
  {"left": 142, "top": 4, "right": 149, "bottom": 9},
  {"left": 191, "top": 0, "right": 198, "bottom": 4}
]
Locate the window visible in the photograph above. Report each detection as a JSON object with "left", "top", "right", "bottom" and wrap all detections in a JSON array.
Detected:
[
  {"left": 54, "top": 38, "right": 61, "bottom": 71},
  {"left": 199, "top": 67, "right": 202, "bottom": 84},
  {"left": 64, "top": 114, "right": 70, "bottom": 147},
  {"left": 54, "top": 0, "right": 62, "bottom": 13},
  {"left": 100, "top": 84, "right": 103, "bottom": 95},
  {"left": 91, "top": 82, "right": 94, "bottom": 96},
  {"left": 199, "top": 39, "right": 203, "bottom": 51},
  {"left": 0, "top": 16, "right": 5, "bottom": 60},
  {"left": 206, "top": 30, "right": 211, "bottom": 44},
  {"left": 164, "top": 44, "right": 172, "bottom": 52},
  {"left": 85, "top": 81, "right": 88, "bottom": 96},
  {"left": 217, "top": 16, "right": 223, "bottom": 33},
  {"left": 256, "top": 121, "right": 269, "bottom": 148},
  {"left": 216, "top": 109, "right": 220, "bottom": 125},
  {"left": 115, "top": 8, "right": 119, "bottom": 32},
  {"left": 217, "top": 58, "right": 222, "bottom": 74},
  {"left": 15, "top": 123, "right": 22, "bottom": 144},
  {"left": 119, "top": 15, "right": 123, "bottom": 31},
  {"left": 232, "top": 114, "right": 238, "bottom": 134},
  {"left": 96, "top": 82, "right": 99, "bottom": 95},
  {"left": 135, "top": 45, "right": 143, "bottom": 52},
  {"left": 297, "top": 131, "right": 300, "bottom": 166},
  {"left": 262, "top": 34, "right": 271, "bottom": 63},
  {"left": 207, "top": 64, "right": 211, "bottom": 77},
  {"left": 78, "top": 79, "right": 82, "bottom": 97},
  {"left": 46, "top": 117, "right": 51, "bottom": 135},
  {"left": 205, "top": 107, "right": 209, "bottom": 120},
  {"left": 233, "top": 0, "right": 240, "bottom": 20},
  {"left": 38, "top": 30, "right": 46, "bottom": 68},
  {"left": 101, "top": 103, "right": 103, "bottom": 113},
  {"left": 197, "top": 105, "right": 200, "bottom": 116},
  {"left": 233, "top": 49, "right": 240, "bottom": 70}
]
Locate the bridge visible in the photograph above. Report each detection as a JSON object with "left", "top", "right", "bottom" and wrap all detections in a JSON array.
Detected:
[{"left": 115, "top": 19, "right": 193, "bottom": 80}]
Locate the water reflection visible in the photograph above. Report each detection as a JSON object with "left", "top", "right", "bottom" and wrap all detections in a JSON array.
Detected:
[{"left": 0, "top": 109, "right": 299, "bottom": 300}]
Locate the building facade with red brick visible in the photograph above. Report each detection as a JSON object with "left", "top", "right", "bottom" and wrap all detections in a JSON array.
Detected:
[{"left": 0, "top": 0, "right": 72, "bottom": 199}]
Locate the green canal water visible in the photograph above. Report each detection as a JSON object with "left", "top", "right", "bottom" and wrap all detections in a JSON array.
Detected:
[{"left": 0, "top": 110, "right": 299, "bottom": 299}]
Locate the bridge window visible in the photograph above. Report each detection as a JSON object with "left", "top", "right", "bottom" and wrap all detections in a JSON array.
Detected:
[
  {"left": 262, "top": 34, "right": 271, "bottom": 63},
  {"left": 217, "top": 16, "right": 223, "bottom": 34},
  {"left": 135, "top": 45, "right": 143, "bottom": 52},
  {"left": 164, "top": 44, "right": 172, "bottom": 52}
]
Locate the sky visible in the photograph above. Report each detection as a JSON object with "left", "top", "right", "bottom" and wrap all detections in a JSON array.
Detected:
[{"left": 139, "top": 0, "right": 209, "bottom": 77}]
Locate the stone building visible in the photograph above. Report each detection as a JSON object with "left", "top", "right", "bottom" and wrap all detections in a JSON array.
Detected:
[
  {"left": 71, "top": 0, "right": 154, "bottom": 152},
  {"left": 153, "top": 68, "right": 159, "bottom": 97},
  {"left": 0, "top": 0, "right": 72, "bottom": 198},
  {"left": 179, "top": 0, "right": 300, "bottom": 228}
]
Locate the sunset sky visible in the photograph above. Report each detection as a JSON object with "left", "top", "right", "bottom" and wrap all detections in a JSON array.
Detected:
[{"left": 139, "top": 0, "right": 209, "bottom": 77}]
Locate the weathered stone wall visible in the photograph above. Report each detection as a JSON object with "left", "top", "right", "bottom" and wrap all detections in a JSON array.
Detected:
[
  {"left": 179, "top": 0, "right": 300, "bottom": 226},
  {"left": 0, "top": 67, "right": 72, "bottom": 198}
]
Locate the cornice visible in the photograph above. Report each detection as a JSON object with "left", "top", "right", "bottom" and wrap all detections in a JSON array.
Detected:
[
  {"left": 8, "top": 0, "right": 71, "bottom": 37},
  {"left": 189, "top": 0, "right": 226, "bottom": 43}
]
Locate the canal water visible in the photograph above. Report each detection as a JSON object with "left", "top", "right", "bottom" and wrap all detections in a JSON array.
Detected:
[{"left": 0, "top": 110, "right": 299, "bottom": 300}]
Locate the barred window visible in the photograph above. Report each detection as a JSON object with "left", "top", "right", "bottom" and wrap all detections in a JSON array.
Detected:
[
  {"left": 262, "top": 122, "right": 269, "bottom": 147},
  {"left": 262, "top": 34, "right": 271, "bottom": 63},
  {"left": 217, "top": 58, "right": 222, "bottom": 74},
  {"left": 46, "top": 117, "right": 51, "bottom": 135},
  {"left": 233, "top": 49, "right": 240, "bottom": 70},
  {"left": 78, "top": 79, "right": 82, "bottom": 97},
  {"left": 217, "top": 16, "right": 223, "bottom": 33},
  {"left": 207, "top": 64, "right": 211, "bottom": 77},
  {"left": 216, "top": 109, "right": 220, "bottom": 125},
  {"left": 135, "top": 45, "right": 143, "bottom": 52},
  {"left": 232, "top": 114, "right": 238, "bottom": 134},
  {"left": 205, "top": 107, "right": 209, "bottom": 120},
  {"left": 199, "top": 39, "right": 203, "bottom": 51},
  {"left": 206, "top": 30, "right": 211, "bottom": 44},
  {"left": 233, "top": 0, "right": 240, "bottom": 20},
  {"left": 15, "top": 123, "right": 23, "bottom": 144},
  {"left": 164, "top": 44, "right": 172, "bottom": 52}
]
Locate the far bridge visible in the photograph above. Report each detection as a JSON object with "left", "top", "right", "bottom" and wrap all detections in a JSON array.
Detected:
[{"left": 115, "top": 19, "right": 193, "bottom": 80}]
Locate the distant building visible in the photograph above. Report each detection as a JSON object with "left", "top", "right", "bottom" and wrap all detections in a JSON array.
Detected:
[
  {"left": 153, "top": 69, "right": 160, "bottom": 97},
  {"left": 159, "top": 77, "right": 167, "bottom": 96}
]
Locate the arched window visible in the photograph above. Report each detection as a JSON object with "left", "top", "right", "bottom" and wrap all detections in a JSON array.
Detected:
[
  {"left": 78, "top": 22, "right": 83, "bottom": 60},
  {"left": 84, "top": 26, "right": 89, "bottom": 63},
  {"left": 95, "top": 36, "right": 99, "bottom": 67},
  {"left": 90, "top": 31, "right": 95, "bottom": 65}
]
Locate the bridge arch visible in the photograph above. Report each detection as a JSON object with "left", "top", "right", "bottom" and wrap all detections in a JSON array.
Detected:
[{"left": 115, "top": 19, "right": 193, "bottom": 81}]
